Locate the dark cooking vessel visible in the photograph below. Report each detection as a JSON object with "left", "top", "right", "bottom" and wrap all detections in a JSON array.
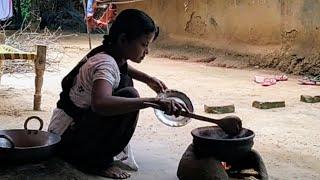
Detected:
[
  {"left": 0, "top": 116, "right": 61, "bottom": 164},
  {"left": 191, "top": 126, "right": 255, "bottom": 163}
]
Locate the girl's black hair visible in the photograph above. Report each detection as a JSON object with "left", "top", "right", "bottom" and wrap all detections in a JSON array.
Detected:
[
  {"left": 61, "top": 10, "right": 158, "bottom": 97},
  {"left": 87, "top": 9, "right": 159, "bottom": 58},
  {"left": 103, "top": 8, "right": 159, "bottom": 46}
]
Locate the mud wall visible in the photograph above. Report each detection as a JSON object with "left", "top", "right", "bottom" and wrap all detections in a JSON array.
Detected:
[
  {"left": 120, "top": 0, "right": 320, "bottom": 75},
  {"left": 280, "top": 0, "right": 320, "bottom": 50},
  {"left": 277, "top": 0, "right": 320, "bottom": 75}
]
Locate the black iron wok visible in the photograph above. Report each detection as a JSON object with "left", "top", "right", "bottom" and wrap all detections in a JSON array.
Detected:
[
  {"left": 191, "top": 126, "right": 255, "bottom": 163},
  {"left": 0, "top": 116, "right": 61, "bottom": 164}
]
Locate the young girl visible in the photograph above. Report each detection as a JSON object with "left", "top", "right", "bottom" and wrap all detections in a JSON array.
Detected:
[{"left": 48, "top": 9, "right": 187, "bottom": 179}]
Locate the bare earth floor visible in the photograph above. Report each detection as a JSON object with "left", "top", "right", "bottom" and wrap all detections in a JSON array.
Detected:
[{"left": 0, "top": 35, "right": 319, "bottom": 179}]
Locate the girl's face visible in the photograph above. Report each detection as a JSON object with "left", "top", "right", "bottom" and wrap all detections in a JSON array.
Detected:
[{"left": 123, "top": 32, "right": 155, "bottom": 63}]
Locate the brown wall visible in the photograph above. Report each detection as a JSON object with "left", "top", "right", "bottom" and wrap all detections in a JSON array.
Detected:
[
  {"left": 120, "top": 0, "right": 320, "bottom": 75},
  {"left": 121, "top": 0, "right": 320, "bottom": 47},
  {"left": 281, "top": 0, "right": 320, "bottom": 51}
]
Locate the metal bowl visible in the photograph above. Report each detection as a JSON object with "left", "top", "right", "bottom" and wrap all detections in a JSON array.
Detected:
[
  {"left": 154, "top": 90, "right": 194, "bottom": 127},
  {"left": 191, "top": 126, "right": 255, "bottom": 163}
]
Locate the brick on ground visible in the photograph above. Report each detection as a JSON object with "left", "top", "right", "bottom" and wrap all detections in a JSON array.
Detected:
[
  {"left": 300, "top": 95, "right": 320, "bottom": 103},
  {"left": 204, "top": 104, "right": 235, "bottom": 114},
  {"left": 252, "top": 101, "right": 285, "bottom": 109}
]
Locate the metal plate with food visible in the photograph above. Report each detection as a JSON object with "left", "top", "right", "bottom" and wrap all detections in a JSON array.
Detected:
[{"left": 154, "top": 89, "right": 194, "bottom": 127}]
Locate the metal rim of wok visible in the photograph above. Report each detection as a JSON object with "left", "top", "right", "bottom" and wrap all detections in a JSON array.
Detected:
[
  {"left": 0, "top": 130, "right": 61, "bottom": 150},
  {"left": 154, "top": 89, "right": 194, "bottom": 127},
  {"left": 191, "top": 126, "right": 255, "bottom": 142},
  {"left": 0, "top": 116, "right": 61, "bottom": 150}
]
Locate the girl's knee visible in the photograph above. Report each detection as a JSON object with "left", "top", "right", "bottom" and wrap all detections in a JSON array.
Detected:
[{"left": 115, "top": 87, "right": 139, "bottom": 98}]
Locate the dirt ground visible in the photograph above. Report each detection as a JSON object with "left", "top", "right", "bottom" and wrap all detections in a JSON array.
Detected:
[{"left": 0, "top": 34, "right": 319, "bottom": 180}]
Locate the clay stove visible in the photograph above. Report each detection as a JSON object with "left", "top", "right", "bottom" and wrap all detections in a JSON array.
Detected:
[{"left": 177, "top": 126, "right": 268, "bottom": 180}]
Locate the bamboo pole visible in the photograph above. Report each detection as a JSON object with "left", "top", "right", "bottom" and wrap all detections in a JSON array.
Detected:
[
  {"left": 0, "top": 59, "right": 2, "bottom": 85},
  {"left": 0, "top": 34, "right": 4, "bottom": 84},
  {"left": 82, "top": 0, "right": 92, "bottom": 49},
  {"left": 34, "top": 45, "right": 46, "bottom": 111}
]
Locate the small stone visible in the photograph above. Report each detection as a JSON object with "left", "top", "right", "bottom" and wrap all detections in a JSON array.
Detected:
[
  {"left": 169, "top": 55, "right": 189, "bottom": 60},
  {"left": 194, "top": 56, "right": 216, "bottom": 63},
  {"left": 252, "top": 101, "right": 285, "bottom": 109},
  {"left": 204, "top": 104, "right": 235, "bottom": 114}
]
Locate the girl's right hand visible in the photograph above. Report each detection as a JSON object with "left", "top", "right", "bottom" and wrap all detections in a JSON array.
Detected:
[{"left": 155, "top": 98, "right": 190, "bottom": 117}]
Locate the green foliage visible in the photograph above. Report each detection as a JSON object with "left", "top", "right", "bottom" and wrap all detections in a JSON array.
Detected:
[{"left": 21, "top": 0, "right": 31, "bottom": 20}]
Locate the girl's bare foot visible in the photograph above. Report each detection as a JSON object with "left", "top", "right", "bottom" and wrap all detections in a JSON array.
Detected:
[{"left": 98, "top": 165, "right": 131, "bottom": 179}]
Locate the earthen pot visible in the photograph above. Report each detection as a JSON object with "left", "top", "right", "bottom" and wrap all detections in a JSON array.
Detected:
[{"left": 191, "top": 126, "right": 254, "bottom": 163}]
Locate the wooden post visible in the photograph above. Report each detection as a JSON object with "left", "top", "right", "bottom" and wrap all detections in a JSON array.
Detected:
[
  {"left": 34, "top": 45, "right": 46, "bottom": 111},
  {"left": 0, "top": 33, "right": 5, "bottom": 44}
]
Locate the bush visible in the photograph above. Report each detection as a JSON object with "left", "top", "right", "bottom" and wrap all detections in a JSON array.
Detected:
[{"left": 21, "top": 0, "right": 31, "bottom": 21}]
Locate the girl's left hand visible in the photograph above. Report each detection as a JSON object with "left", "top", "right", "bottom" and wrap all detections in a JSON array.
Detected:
[{"left": 147, "top": 77, "right": 168, "bottom": 93}]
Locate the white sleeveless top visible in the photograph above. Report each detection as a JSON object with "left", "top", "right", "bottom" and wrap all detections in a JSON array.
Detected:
[{"left": 48, "top": 52, "right": 120, "bottom": 135}]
